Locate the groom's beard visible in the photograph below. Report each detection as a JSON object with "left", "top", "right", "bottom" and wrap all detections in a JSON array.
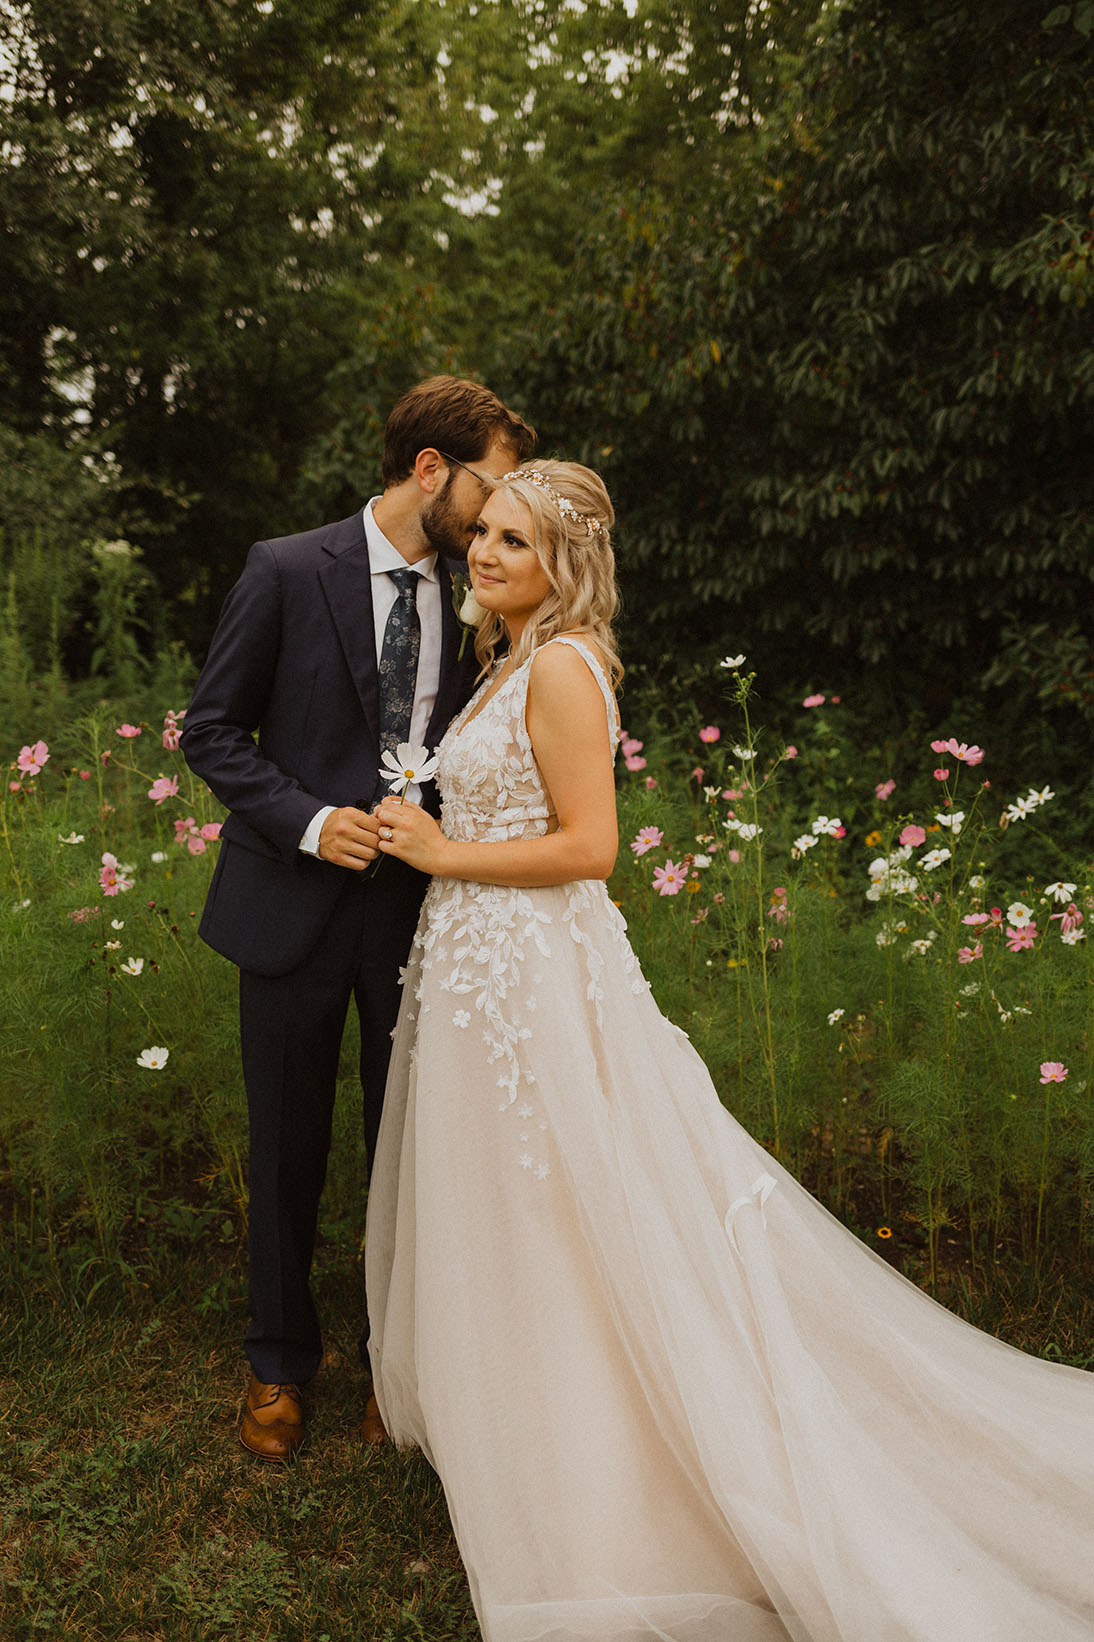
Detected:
[{"left": 421, "top": 472, "right": 475, "bottom": 560}]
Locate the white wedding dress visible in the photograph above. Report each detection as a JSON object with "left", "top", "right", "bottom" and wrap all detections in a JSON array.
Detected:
[{"left": 365, "top": 638, "right": 1094, "bottom": 1642}]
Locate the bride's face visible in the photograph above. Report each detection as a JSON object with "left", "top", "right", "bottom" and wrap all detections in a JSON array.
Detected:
[{"left": 468, "top": 490, "right": 551, "bottom": 633}]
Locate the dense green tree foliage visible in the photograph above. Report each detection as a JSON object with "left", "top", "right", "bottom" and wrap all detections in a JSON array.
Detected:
[
  {"left": 3, "top": 0, "right": 1092, "bottom": 736},
  {"left": 0, "top": 0, "right": 504, "bottom": 636},
  {"left": 511, "top": 1, "right": 1094, "bottom": 729}
]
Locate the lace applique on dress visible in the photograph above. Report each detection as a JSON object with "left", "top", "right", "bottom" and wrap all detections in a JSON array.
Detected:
[{"left": 415, "top": 638, "right": 625, "bottom": 1178}]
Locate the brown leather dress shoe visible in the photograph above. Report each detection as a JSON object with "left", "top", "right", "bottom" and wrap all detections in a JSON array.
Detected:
[
  {"left": 239, "top": 1374, "right": 305, "bottom": 1460},
  {"left": 360, "top": 1390, "right": 388, "bottom": 1445}
]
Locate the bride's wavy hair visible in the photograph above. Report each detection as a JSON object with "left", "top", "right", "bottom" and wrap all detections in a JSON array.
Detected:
[{"left": 473, "top": 460, "right": 622, "bottom": 690}]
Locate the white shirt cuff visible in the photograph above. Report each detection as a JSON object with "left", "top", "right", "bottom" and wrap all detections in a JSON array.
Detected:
[{"left": 299, "top": 805, "right": 336, "bottom": 856}]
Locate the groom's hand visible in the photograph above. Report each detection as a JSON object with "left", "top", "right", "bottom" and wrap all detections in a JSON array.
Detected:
[{"left": 317, "top": 806, "right": 381, "bottom": 869}]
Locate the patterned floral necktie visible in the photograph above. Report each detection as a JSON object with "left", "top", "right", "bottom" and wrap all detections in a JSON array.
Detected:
[{"left": 378, "top": 567, "right": 421, "bottom": 757}]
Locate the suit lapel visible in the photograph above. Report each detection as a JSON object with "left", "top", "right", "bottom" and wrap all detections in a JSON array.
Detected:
[
  {"left": 317, "top": 513, "right": 380, "bottom": 738},
  {"left": 319, "top": 523, "right": 471, "bottom": 750}
]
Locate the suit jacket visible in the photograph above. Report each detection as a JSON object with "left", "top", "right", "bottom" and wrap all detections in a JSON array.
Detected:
[{"left": 181, "top": 510, "right": 479, "bottom": 977}]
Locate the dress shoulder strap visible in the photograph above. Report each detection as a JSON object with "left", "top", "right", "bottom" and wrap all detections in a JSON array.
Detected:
[{"left": 535, "top": 636, "right": 620, "bottom": 748}]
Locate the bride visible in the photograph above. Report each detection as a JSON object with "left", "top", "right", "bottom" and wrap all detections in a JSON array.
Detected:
[{"left": 368, "top": 461, "right": 1093, "bottom": 1642}]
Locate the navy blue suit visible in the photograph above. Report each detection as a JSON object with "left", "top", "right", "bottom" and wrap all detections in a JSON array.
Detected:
[{"left": 182, "top": 509, "right": 477, "bottom": 1382}]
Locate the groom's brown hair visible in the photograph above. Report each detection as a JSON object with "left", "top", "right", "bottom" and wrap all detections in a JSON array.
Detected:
[{"left": 381, "top": 376, "right": 536, "bottom": 486}]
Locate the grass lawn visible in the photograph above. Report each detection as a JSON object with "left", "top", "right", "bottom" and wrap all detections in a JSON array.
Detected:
[
  {"left": 0, "top": 1250, "right": 479, "bottom": 1641},
  {"left": 3, "top": 1226, "right": 1091, "bottom": 1641}
]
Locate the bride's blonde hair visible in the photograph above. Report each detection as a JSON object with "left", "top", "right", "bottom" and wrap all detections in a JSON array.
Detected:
[{"left": 474, "top": 460, "right": 622, "bottom": 690}]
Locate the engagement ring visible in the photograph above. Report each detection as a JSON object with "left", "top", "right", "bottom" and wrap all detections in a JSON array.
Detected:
[{"left": 381, "top": 826, "right": 393, "bottom": 840}]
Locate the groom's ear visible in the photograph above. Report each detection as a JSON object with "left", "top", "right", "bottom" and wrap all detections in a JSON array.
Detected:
[{"left": 415, "top": 448, "right": 446, "bottom": 495}]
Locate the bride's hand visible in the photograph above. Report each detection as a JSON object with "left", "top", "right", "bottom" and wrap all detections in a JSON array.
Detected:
[{"left": 374, "top": 799, "right": 448, "bottom": 875}]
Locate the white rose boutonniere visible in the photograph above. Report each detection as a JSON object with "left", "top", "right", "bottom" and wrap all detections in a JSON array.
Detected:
[{"left": 452, "top": 571, "right": 485, "bottom": 658}]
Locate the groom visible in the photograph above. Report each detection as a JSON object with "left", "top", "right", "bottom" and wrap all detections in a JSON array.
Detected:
[{"left": 182, "top": 376, "right": 535, "bottom": 1459}]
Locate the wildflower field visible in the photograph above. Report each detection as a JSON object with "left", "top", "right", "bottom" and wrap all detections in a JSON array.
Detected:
[
  {"left": 1, "top": 661, "right": 1092, "bottom": 1332},
  {"left": 3, "top": 660, "right": 1092, "bottom": 1641}
]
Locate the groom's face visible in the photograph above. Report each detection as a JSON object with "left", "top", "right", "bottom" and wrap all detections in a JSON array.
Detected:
[{"left": 421, "top": 438, "right": 518, "bottom": 559}]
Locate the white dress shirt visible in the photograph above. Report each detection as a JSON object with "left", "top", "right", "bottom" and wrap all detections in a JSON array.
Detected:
[{"left": 299, "top": 499, "right": 443, "bottom": 853}]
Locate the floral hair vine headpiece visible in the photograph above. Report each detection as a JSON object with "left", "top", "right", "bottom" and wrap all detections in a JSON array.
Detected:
[{"left": 502, "top": 468, "right": 606, "bottom": 539}]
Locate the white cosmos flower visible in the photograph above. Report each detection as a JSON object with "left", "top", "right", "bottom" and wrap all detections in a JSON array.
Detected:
[
  {"left": 735, "top": 823, "right": 762, "bottom": 841},
  {"left": 1005, "top": 796, "right": 1034, "bottom": 822},
  {"left": 793, "top": 834, "right": 818, "bottom": 853},
  {"left": 732, "top": 745, "right": 755, "bottom": 760},
  {"left": 136, "top": 1046, "right": 169, "bottom": 1069},
  {"left": 379, "top": 742, "right": 441, "bottom": 794},
  {"left": 919, "top": 847, "right": 951, "bottom": 871},
  {"left": 827, "top": 1008, "right": 845, "bottom": 1026},
  {"left": 1007, "top": 901, "right": 1034, "bottom": 929},
  {"left": 1035, "top": 785, "right": 1055, "bottom": 804},
  {"left": 1045, "top": 881, "right": 1077, "bottom": 903},
  {"left": 1061, "top": 928, "right": 1086, "bottom": 946},
  {"left": 110, "top": 919, "right": 125, "bottom": 930},
  {"left": 811, "top": 815, "right": 843, "bottom": 837},
  {"left": 935, "top": 811, "right": 964, "bottom": 833},
  {"left": 58, "top": 831, "right": 85, "bottom": 844},
  {"left": 720, "top": 653, "right": 746, "bottom": 669},
  {"left": 693, "top": 854, "right": 712, "bottom": 869},
  {"left": 120, "top": 957, "right": 145, "bottom": 975}
]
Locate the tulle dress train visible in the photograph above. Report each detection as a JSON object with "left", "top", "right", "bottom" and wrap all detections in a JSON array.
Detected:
[{"left": 365, "top": 638, "right": 1094, "bottom": 1642}]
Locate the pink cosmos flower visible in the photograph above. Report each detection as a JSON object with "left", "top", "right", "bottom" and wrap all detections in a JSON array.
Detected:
[
  {"left": 784, "top": 745, "right": 798, "bottom": 759},
  {"left": 644, "top": 777, "right": 658, "bottom": 790},
  {"left": 147, "top": 775, "right": 179, "bottom": 806},
  {"left": 78, "top": 769, "right": 91, "bottom": 781},
  {"left": 899, "top": 824, "right": 926, "bottom": 847},
  {"left": 631, "top": 827, "right": 664, "bottom": 857},
  {"left": 945, "top": 739, "right": 984, "bottom": 765},
  {"left": 200, "top": 821, "right": 222, "bottom": 841},
  {"left": 101, "top": 750, "right": 111, "bottom": 768},
  {"left": 802, "top": 694, "right": 825, "bottom": 709},
  {"left": 988, "top": 907, "right": 1004, "bottom": 925},
  {"left": 162, "top": 711, "right": 183, "bottom": 750},
  {"left": 8, "top": 781, "right": 20, "bottom": 793},
  {"left": 1051, "top": 903, "right": 1083, "bottom": 936},
  {"left": 1005, "top": 923, "right": 1036, "bottom": 952},
  {"left": 116, "top": 723, "right": 142, "bottom": 739},
  {"left": 68, "top": 906, "right": 101, "bottom": 924},
  {"left": 698, "top": 726, "right": 720, "bottom": 744},
  {"left": 690, "top": 766, "right": 704, "bottom": 781},
  {"left": 1039, "top": 1062, "right": 1069, "bottom": 1084},
  {"left": 620, "top": 735, "right": 643, "bottom": 758},
  {"left": 957, "top": 943, "right": 983, "bottom": 963},
  {"left": 875, "top": 779, "right": 896, "bottom": 801},
  {"left": 17, "top": 740, "right": 49, "bottom": 776},
  {"left": 961, "top": 912, "right": 990, "bottom": 926},
  {"left": 726, "top": 849, "right": 741, "bottom": 864},
  {"left": 99, "top": 852, "right": 134, "bottom": 896},
  {"left": 930, "top": 739, "right": 949, "bottom": 754},
  {"left": 933, "top": 768, "right": 950, "bottom": 781},
  {"left": 624, "top": 754, "right": 647, "bottom": 771},
  {"left": 652, "top": 858, "right": 688, "bottom": 896},
  {"left": 187, "top": 833, "right": 207, "bottom": 855}
]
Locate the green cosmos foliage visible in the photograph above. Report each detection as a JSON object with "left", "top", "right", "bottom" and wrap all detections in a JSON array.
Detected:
[{"left": 612, "top": 665, "right": 1094, "bottom": 1291}]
